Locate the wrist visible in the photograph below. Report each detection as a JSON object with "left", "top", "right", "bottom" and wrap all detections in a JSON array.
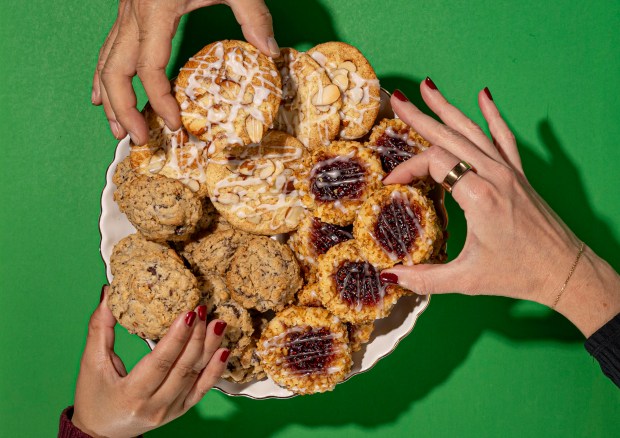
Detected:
[
  {"left": 551, "top": 246, "right": 620, "bottom": 337},
  {"left": 71, "top": 410, "right": 104, "bottom": 438}
]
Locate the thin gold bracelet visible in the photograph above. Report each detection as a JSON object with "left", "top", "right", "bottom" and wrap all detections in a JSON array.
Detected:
[{"left": 551, "top": 241, "right": 585, "bottom": 309}]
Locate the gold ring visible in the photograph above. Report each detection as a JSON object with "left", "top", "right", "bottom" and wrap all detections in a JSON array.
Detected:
[{"left": 442, "top": 161, "right": 473, "bottom": 193}]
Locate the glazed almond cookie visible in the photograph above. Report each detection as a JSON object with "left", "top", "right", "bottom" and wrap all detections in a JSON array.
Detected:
[
  {"left": 108, "top": 252, "right": 201, "bottom": 340},
  {"left": 275, "top": 48, "right": 342, "bottom": 149},
  {"left": 114, "top": 174, "right": 203, "bottom": 242},
  {"left": 130, "top": 103, "right": 211, "bottom": 198},
  {"left": 181, "top": 228, "right": 251, "bottom": 277},
  {"left": 366, "top": 118, "right": 430, "bottom": 175},
  {"left": 353, "top": 185, "right": 443, "bottom": 268},
  {"left": 318, "top": 240, "right": 411, "bottom": 324},
  {"left": 296, "top": 282, "right": 323, "bottom": 307},
  {"left": 257, "top": 306, "right": 352, "bottom": 395},
  {"left": 206, "top": 130, "right": 309, "bottom": 235},
  {"left": 110, "top": 233, "right": 182, "bottom": 276},
  {"left": 225, "top": 236, "right": 302, "bottom": 312},
  {"left": 288, "top": 215, "right": 353, "bottom": 277},
  {"left": 346, "top": 322, "right": 375, "bottom": 353},
  {"left": 175, "top": 40, "right": 282, "bottom": 153},
  {"left": 298, "top": 141, "right": 384, "bottom": 226},
  {"left": 307, "top": 42, "right": 380, "bottom": 140}
]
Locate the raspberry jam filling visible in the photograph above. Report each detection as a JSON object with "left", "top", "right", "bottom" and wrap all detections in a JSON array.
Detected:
[
  {"left": 373, "top": 127, "right": 426, "bottom": 174},
  {"left": 310, "top": 217, "right": 353, "bottom": 256},
  {"left": 374, "top": 195, "right": 423, "bottom": 260},
  {"left": 335, "top": 261, "right": 384, "bottom": 308},
  {"left": 310, "top": 155, "right": 366, "bottom": 202},
  {"left": 285, "top": 327, "right": 335, "bottom": 374}
]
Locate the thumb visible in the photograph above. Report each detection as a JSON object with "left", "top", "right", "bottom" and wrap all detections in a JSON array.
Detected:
[
  {"left": 83, "top": 285, "right": 118, "bottom": 364},
  {"left": 227, "top": 0, "right": 280, "bottom": 57},
  {"left": 382, "top": 261, "right": 465, "bottom": 295}
]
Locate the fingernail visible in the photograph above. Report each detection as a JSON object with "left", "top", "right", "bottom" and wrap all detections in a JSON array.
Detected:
[
  {"left": 425, "top": 76, "right": 438, "bottom": 90},
  {"left": 128, "top": 131, "right": 140, "bottom": 145},
  {"left": 185, "top": 311, "right": 197, "bottom": 327},
  {"left": 91, "top": 89, "right": 97, "bottom": 105},
  {"left": 267, "top": 37, "right": 280, "bottom": 57},
  {"left": 197, "top": 305, "right": 207, "bottom": 321},
  {"left": 214, "top": 321, "right": 227, "bottom": 336},
  {"left": 380, "top": 272, "right": 399, "bottom": 284},
  {"left": 483, "top": 87, "right": 493, "bottom": 101},
  {"left": 110, "top": 120, "right": 120, "bottom": 138},
  {"left": 220, "top": 349, "right": 230, "bottom": 363},
  {"left": 100, "top": 284, "right": 107, "bottom": 303},
  {"left": 393, "top": 89, "right": 409, "bottom": 102}
]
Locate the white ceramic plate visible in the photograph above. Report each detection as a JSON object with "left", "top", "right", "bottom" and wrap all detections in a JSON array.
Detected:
[{"left": 99, "top": 89, "right": 438, "bottom": 399}]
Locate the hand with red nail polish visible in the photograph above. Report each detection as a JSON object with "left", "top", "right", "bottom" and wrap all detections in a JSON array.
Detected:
[
  {"left": 71, "top": 286, "right": 229, "bottom": 437},
  {"left": 93, "top": 0, "right": 279, "bottom": 145},
  {"left": 382, "top": 80, "right": 620, "bottom": 340}
]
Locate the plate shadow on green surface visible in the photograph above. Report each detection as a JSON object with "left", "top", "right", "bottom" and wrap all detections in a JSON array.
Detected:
[{"left": 149, "top": 3, "right": 615, "bottom": 436}]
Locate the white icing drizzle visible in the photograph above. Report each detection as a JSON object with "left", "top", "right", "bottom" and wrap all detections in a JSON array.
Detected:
[
  {"left": 308, "top": 151, "right": 366, "bottom": 202},
  {"left": 212, "top": 143, "right": 305, "bottom": 230},
  {"left": 309, "top": 51, "right": 380, "bottom": 138},
  {"left": 336, "top": 261, "right": 387, "bottom": 312},
  {"left": 369, "top": 190, "right": 425, "bottom": 264},
  {"left": 260, "top": 326, "right": 345, "bottom": 376},
  {"left": 368, "top": 125, "right": 428, "bottom": 166},
  {"left": 276, "top": 51, "right": 340, "bottom": 147},
  {"left": 177, "top": 42, "right": 281, "bottom": 145}
]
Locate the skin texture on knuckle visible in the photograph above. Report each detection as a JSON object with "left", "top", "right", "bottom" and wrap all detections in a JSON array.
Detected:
[{"left": 153, "top": 356, "right": 174, "bottom": 374}]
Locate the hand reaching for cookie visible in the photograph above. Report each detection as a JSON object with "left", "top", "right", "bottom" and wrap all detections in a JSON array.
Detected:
[
  {"left": 71, "top": 286, "right": 229, "bottom": 437},
  {"left": 381, "top": 79, "right": 620, "bottom": 337},
  {"left": 92, "top": 0, "right": 279, "bottom": 146}
]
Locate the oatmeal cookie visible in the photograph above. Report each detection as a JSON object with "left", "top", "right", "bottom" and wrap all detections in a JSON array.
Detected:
[
  {"left": 288, "top": 215, "right": 353, "bottom": 276},
  {"left": 181, "top": 228, "right": 251, "bottom": 277},
  {"left": 112, "top": 155, "right": 137, "bottom": 188},
  {"left": 225, "top": 236, "right": 302, "bottom": 312},
  {"left": 130, "top": 103, "right": 211, "bottom": 198},
  {"left": 212, "top": 299, "right": 254, "bottom": 353},
  {"left": 275, "top": 48, "right": 342, "bottom": 149},
  {"left": 307, "top": 42, "right": 380, "bottom": 140},
  {"left": 206, "top": 130, "right": 309, "bottom": 234},
  {"left": 298, "top": 141, "right": 384, "bottom": 226},
  {"left": 223, "top": 339, "right": 266, "bottom": 383},
  {"left": 175, "top": 40, "right": 282, "bottom": 152},
  {"left": 354, "top": 185, "right": 443, "bottom": 268},
  {"left": 108, "top": 252, "right": 201, "bottom": 340},
  {"left": 114, "top": 174, "right": 203, "bottom": 242},
  {"left": 257, "top": 306, "right": 352, "bottom": 395},
  {"left": 317, "top": 240, "right": 411, "bottom": 324},
  {"left": 110, "top": 233, "right": 182, "bottom": 276},
  {"left": 197, "top": 273, "right": 230, "bottom": 313}
]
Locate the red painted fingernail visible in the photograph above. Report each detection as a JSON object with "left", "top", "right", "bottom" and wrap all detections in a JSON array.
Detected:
[
  {"left": 393, "top": 89, "right": 409, "bottom": 102},
  {"left": 214, "top": 321, "right": 227, "bottom": 336},
  {"left": 185, "top": 311, "right": 197, "bottom": 327},
  {"left": 425, "top": 76, "right": 437, "bottom": 90},
  {"left": 483, "top": 87, "right": 493, "bottom": 101},
  {"left": 380, "top": 272, "right": 399, "bottom": 284},
  {"left": 197, "top": 305, "right": 207, "bottom": 321},
  {"left": 220, "top": 350, "right": 230, "bottom": 363},
  {"left": 100, "top": 285, "right": 107, "bottom": 303}
]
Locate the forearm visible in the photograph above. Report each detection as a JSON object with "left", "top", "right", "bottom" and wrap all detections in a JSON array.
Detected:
[{"left": 554, "top": 246, "right": 620, "bottom": 337}]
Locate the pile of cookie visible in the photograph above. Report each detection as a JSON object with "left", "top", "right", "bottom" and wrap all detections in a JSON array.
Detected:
[{"left": 108, "top": 40, "right": 445, "bottom": 395}]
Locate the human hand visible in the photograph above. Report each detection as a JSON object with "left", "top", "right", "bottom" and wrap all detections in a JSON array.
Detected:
[
  {"left": 72, "top": 285, "right": 229, "bottom": 437},
  {"left": 93, "top": 0, "right": 279, "bottom": 145},
  {"left": 381, "top": 79, "right": 588, "bottom": 309}
]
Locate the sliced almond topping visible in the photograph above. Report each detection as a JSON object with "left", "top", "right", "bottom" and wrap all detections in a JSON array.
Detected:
[
  {"left": 331, "top": 68, "right": 349, "bottom": 78},
  {"left": 245, "top": 214, "right": 261, "bottom": 224},
  {"left": 273, "top": 160, "right": 285, "bottom": 177},
  {"left": 217, "top": 192, "right": 240, "bottom": 205},
  {"left": 314, "top": 104, "right": 331, "bottom": 113},
  {"left": 332, "top": 74, "right": 349, "bottom": 91},
  {"left": 242, "top": 91, "right": 254, "bottom": 105},
  {"left": 245, "top": 116, "right": 264, "bottom": 144},
  {"left": 185, "top": 179, "right": 200, "bottom": 192},
  {"left": 311, "top": 84, "right": 341, "bottom": 106},
  {"left": 255, "top": 159, "right": 276, "bottom": 179},
  {"left": 220, "top": 80, "right": 241, "bottom": 100},
  {"left": 284, "top": 206, "right": 305, "bottom": 228},
  {"left": 238, "top": 160, "right": 256, "bottom": 176},
  {"left": 148, "top": 149, "right": 166, "bottom": 173},
  {"left": 340, "top": 61, "right": 357, "bottom": 72},
  {"left": 348, "top": 87, "right": 364, "bottom": 105}
]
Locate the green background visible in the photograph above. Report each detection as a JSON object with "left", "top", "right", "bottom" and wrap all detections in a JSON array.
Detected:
[{"left": 1, "top": 0, "right": 619, "bottom": 436}]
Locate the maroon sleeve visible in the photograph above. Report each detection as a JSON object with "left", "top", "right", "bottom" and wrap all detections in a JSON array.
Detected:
[{"left": 58, "top": 406, "right": 93, "bottom": 438}]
